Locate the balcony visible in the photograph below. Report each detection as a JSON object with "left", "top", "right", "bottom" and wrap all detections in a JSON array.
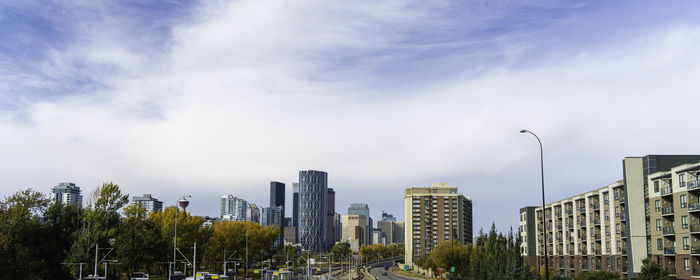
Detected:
[
  {"left": 689, "top": 201, "right": 700, "bottom": 212},
  {"left": 661, "top": 187, "right": 673, "bottom": 196},
  {"left": 664, "top": 247, "right": 676, "bottom": 255},
  {"left": 591, "top": 218, "right": 600, "bottom": 225},
  {"left": 690, "top": 224, "right": 700, "bottom": 235},
  {"left": 619, "top": 196, "right": 626, "bottom": 203},
  {"left": 594, "top": 249, "right": 602, "bottom": 255},
  {"left": 688, "top": 180, "right": 700, "bottom": 191},
  {"left": 620, "top": 248, "right": 627, "bottom": 255},
  {"left": 578, "top": 207, "right": 586, "bottom": 213},
  {"left": 693, "top": 268, "right": 700, "bottom": 277},
  {"left": 620, "top": 231, "right": 627, "bottom": 238},
  {"left": 662, "top": 206, "right": 674, "bottom": 216},
  {"left": 566, "top": 209, "right": 573, "bottom": 216},
  {"left": 579, "top": 220, "right": 587, "bottom": 227},
  {"left": 619, "top": 214, "right": 626, "bottom": 221},
  {"left": 663, "top": 227, "right": 676, "bottom": 235},
  {"left": 590, "top": 204, "right": 600, "bottom": 210},
  {"left": 692, "top": 246, "right": 700, "bottom": 255},
  {"left": 592, "top": 233, "right": 601, "bottom": 240}
]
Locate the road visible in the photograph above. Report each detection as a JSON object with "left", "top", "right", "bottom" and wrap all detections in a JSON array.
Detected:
[{"left": 368, "top": 260, "right": 419, "bottom": 280}]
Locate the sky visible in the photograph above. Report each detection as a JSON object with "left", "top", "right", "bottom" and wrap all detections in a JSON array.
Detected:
[{"left": 2, "top": 0, "right": 700, "bottom": 234}]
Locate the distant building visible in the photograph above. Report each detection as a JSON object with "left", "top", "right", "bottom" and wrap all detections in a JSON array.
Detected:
[
  {"left": 377, "top": 211, "right": 404, "bottom": 244},
  {"left": 221, "top": 195, "right": 247, "bottom": 221},
  {"left": 132, "top": 193, "right": 163, "bottom": 212},
  {"left": 299, "top": 170, "right": 328, "bottom": 252},
  {"left": 326, "top": 188, "right": 338, "bottom": 250},
  {"left": 201, "top": 216, "right": 220, "bottom": 228},
  {"left": 382, "top": 211, "right": 396, "bottom": 221},
  {"left": 247, "top": 203, "right": 260, "bottom": 224},
  {"left": 404, "top": 183, "right": 473, "bottom": 268},
  {"left": 334, "top": 212, "right": 342, "bottom": 244},
  {"left": 284, "top": 226, "right": 297, "bottom": 245},
  {"left": 293, "top": 183, "right": 300, "bottom": 243},
  {"left": 372, "top": 228, "right": 386, "bottom": 245},
  {"left": 50, "top": 182, "right": 82, "bottom": 206},
  {"left": 348, "top": 203, "right": 371, "bottom": 244},
  {"left": 270, "top": 181, "right": 285, "bottom": 224},
  {"left": 284, "top": 217, "right": 292, "bottom": 227},
  {"left": 262, "top": 205, "right": 284, "bottom": 246},
  {"left": 342, "top": 214, "right": 366, "bottom": 248}
]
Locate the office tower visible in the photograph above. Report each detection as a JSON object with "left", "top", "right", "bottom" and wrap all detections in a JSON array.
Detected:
[
  {"left": 348, "top": 204, "right": 371, "bottom": 244},
  {"left": 50, "top": 182, "right": 83, "bottom": 206},
  {"left": 284, "top": 217, "right": 292, "bottom": 227},
  {"left": 394, "top": 222, "right": 405, "bottom": 243},
  {"left": 373, "top": 229, "right": 386, "bottom": 245},
  {"left": 377, "top": 220, "right": 395, "bottom": 244},
  {"left": 262, "top": 206, "right": 284, "bottom": 246},
  {"left": 327, "top": 188, "right": 337, "bottom": 250},
  {"left": 521, "top": 155, "right": 700, "bottom": 279},
  {"left": 299, "top": 170, "right": 328, "bottom": 252},
  {"left": 382, "top": 211, "right": 397, "bottom": 222},
  {"left": 293, "top": 183, "right": 300, "bottom": 243},
  {"left": 132, "top": 193, "right": 163, "bottom": 212},
  {"left": 221, "top": 195, "right": 248, "bottom": 221},
  {"left": 270, "top": 181, "right": 286, "bottom": 245},
  {"left": 342, "top": 214, "right": 366, "bottom": 252},
  {"left": 284, "top": 226, "right": 296, "bottom": 244},
  {"left": 270, "top": 181, "right": 286, "bottom": 225},
  {"left": 247, "top": 203, "right": 260, "bottom": 224},
  {"left": 519, "top": 206, "right": 538, "bottom": 266},
  {"left": 334, "top": 213, "right": 342, "bottom": 243},
  {"left": 404, "top": 183, "right": 473, "bottom": 268}
]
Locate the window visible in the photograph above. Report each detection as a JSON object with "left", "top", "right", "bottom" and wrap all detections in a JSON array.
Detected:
[
  {"left": 605, "top": 210, "right": 610, "bottom": 220},
  {"left": 604, "top": 193, "right": 609, "bottom": 204},
  {"left": 685, "top": 258, "right": 690, "bottom": 271},
  {"left": 680, "top": 174, "right": 686, "bottom": 187},
  {"left": 655, "top": 200, "right": 661, "bottom": 212},
  {"left": 614, "top": 191, "right": 619, "bottom": 200},
  {"left": 682, "top": 216, "right": 689, "bottom": 229},
  {"left": 617, "top": 240, "right": 621, "bottom": 251},
  {"left": 606, "top": 226, "right": 610, "bottom": 236},
  {"left": 684, "top": 237, "right": 690, "bottom": 250},
  {"left": 656, "top": 219, "right": 662, "bottom": 231},
  {"left": 681, "top": 194, "right": 687, "bottom": 208},
  {"left": 615, "top": 206, "right": 620, "bottom": 217},
  {"left": 654, "top": 181, "right": 659, "bottom": 192},
  {"left": 658, "top": 238, "right": 663, "bottom": 250},
  {"left": 616, "top": 223, "right": 621, "bottom": 234}
]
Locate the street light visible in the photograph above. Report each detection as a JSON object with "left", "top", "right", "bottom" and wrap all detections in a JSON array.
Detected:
[
  {"left": 520, "top": 129, "right": 548, "bottom": 280},
  {"left": 173, "top": 195, "right": 191, "bottom": 279}
]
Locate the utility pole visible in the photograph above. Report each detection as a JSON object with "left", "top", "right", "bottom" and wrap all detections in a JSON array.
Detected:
[
  {"left": 94, "top": 244, "right": 99, "bottom": 277},
  {"left": 193, "top": 242, "right": 197, "bottom": 280}
]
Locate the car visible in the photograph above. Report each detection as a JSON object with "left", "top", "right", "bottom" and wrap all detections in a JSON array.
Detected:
[{"left": 382, "top": 272, "right": 387, "bottom": 276}]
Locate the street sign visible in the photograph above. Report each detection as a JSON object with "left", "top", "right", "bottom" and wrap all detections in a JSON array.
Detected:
[
  {"left": 451, "top": 267, "right": 455, "bottom": 272},
  {"left": 404, "top": 265, "right": 409, "bottom": 270}
]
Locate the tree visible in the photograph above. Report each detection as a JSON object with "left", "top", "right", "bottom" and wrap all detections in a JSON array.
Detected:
[
  {"left": 201, "top": 221, "right": 278, "bottom": 273},
  {"left": 331, "top": 242, "right": 351, "bottom": 262},
  {"left": 573, "top": 271, "right": 621, "bottom": 280},
  {"left": 114, "top": 203, "right": 165, "bottom": 275},
  {"left": 150, "top": 206, "right": 206, "bottom": 274},
  {"left": 633, "top": 258, "right": 674, "bottom": 280}
]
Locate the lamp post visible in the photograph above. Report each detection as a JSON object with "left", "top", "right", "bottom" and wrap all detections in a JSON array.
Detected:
[
  {"left": 173, "top": 195, "right": 191, "bottom": 279},
  {"left": 520, "top": 129, "right": 548, "bottom": 280}
]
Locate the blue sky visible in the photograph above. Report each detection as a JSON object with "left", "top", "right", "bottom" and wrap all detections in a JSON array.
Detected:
[{"left": 2, "top": 0, "right": 700, "bottom": 234}]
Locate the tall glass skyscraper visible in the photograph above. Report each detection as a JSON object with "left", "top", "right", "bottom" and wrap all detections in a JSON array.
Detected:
[
  {"left": 293, "top": 183, "right": 299, "bottom": 243},
  {"left": 299, "top": 170, "right": 328, "bottom": 252}
]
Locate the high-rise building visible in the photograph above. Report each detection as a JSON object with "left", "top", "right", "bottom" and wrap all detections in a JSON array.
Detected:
[
  {"left": 334, "top": 212, "right": 342, "bottom": 243},
  {"left": 247, "top": 203, "right": 260, "bottom": 224},
  {"left": 404, "top": 183, "right": 473, "bottom": 268},
  {"left": 373, "top": 228, "right": 386, "bottom": 245},
  {"left": 394, "top": 221, "right": 405, "bottom": 244},
  {"left": 382, "top": 211, "right": 397, "bottom": 222},
  {"left": 132, "top": 193, "right": 163, "bottom": 212},
  {"left": 221, "top": 195, "right": 247, "bottom": 221},
  {"left": 50, "top": 182, "right": 83, "bottom": 206},
  {"left": 521, "top": 155, "right": 700, "bottom": 279},
  {"left": 270, "top": 181, "right": 285, "bottom": 225},
  {"left": 299, "top": 170, "right": 328, "bottom": 252},
  {"left": 327, "top": 188, "right": 337, "bottom": 250},
  {"left": 284, "top": 217, "right": 292, "bottom": 227},
  {"left": 378, "top": 219, "right": 397, "bottom": 244},
  {"left": 293, "top": 183, "right": 300, "bottom": 243},
  {"left": 284, "top": 226, "right": 297, "bottom": 244},
  {"left": 348, "top": 204, "right": 371, "bottom": 244},
  {"left": 270, "top": 181, "right": 286, "bottom": 245},
  {"left": 342, "top": 214, "right": 366, "bottom": 251},
  {"left": 262, "top": 206, "right": 284, "bottom": 246}
]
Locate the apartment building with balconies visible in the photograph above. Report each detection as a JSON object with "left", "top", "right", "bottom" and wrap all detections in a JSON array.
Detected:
[
  {"left": 404, "top": 183, "right": 473, "bottom": 268},
  {"left": 647, "top": 161, "right": 700, "bottom": 279},
  {"left": 521, "top": 155, "right": 700, "bottom": 279}
]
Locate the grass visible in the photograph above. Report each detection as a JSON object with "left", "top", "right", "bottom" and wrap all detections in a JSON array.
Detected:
[{"left": 389, "top": 267, "right": 433, "bottom": 280}]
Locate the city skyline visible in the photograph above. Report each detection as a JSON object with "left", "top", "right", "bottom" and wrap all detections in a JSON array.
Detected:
[{"left": 3, "top": 1, "right": 700, "bottom": 234}]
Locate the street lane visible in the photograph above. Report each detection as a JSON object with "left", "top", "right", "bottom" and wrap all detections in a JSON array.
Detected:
[{"left": 369, "top": 267, "right": 420, "bottom": 280}]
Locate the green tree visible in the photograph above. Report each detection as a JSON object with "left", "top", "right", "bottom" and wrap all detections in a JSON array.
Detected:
[
  {"left": 114, "top": 203, "right": 165, "bottom": 276},
  {"left": 633, "top": 258, "right": 673, "bottom": 280},
  {"left": 150, "top": 206, "right": 206, "bottom": 274},
  {"left": 66, "top": 182, "right": 129, "bottom": 279},
  {"left": 331, "top": 242, "right": 351, "bottom": 262},
  {"left": 574, "top": 270, "right": 621, "bottom": 280}
]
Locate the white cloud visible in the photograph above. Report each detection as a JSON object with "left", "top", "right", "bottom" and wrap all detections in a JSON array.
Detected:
[{"left": 1, "top": 1, "right": 700, "bottom": 232}]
